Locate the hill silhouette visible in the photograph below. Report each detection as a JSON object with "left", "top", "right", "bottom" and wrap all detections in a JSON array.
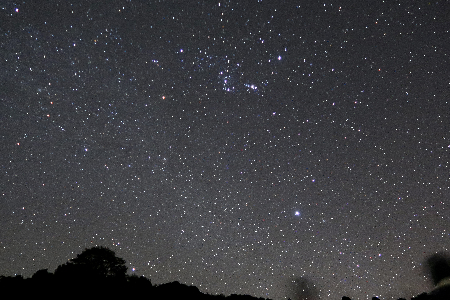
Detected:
[{"left": 0, "top": 247, "right": 449, "bottom": 300}]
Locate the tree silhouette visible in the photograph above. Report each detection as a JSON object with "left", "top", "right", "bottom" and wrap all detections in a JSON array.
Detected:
[
  {"left": 55, "top": 246, "right": 127, "bottom": 280},
  {"left": 31, "top": 269, "right": 53, "bottom": 281},
  {"left": 425, "top": 252, "right": 450, "bottom": 286}
]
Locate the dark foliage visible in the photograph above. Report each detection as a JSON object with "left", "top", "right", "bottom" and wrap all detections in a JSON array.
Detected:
[
  {"left": 1, "top": 247, "right": 449, "bottom": 299},
  {"left": 425, "top": 253, "right": 450, "bottom": 286},
  {"left": 55, "top": 246, "right": 127, "bottom": 280},
  {"left": 420, "top": 252, "right": 450, "bottom": 300},
  {"left": 0, "top": 246, "right": 270, "bottom": 300},
  {"left": 31, "top": 268, "right": 53, "bottom": 281},
  {"left": 153, "top": 281, "right": 204, "bottom": 299}
]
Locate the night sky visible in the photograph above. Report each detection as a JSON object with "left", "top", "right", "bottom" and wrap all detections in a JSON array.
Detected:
[{"left": 1, "top": 1, "right": 449, "bottom": 299}]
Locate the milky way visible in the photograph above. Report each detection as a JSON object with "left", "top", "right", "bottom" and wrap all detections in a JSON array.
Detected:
[{"left": 1, "top": 1, "right": 448, "bottom": 299}]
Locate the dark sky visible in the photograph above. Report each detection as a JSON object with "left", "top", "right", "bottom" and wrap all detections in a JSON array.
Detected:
[{"left": 1, "top": 1, "right": 449, "bottom": 299}]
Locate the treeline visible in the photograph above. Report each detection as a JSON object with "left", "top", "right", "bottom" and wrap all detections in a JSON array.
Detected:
[
  {"left": 1, "top": 247, "right": 449, "bottom": 299},
  {"left": 0, "top": 246, "right": 269, "bottom": 300},
  {"left": 0, "top": 273, "right": 268, "bottom": 299}
]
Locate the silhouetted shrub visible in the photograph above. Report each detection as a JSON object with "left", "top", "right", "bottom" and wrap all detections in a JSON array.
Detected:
[{"left": 425, "top": 253, "right": 450, "bottom": 286}]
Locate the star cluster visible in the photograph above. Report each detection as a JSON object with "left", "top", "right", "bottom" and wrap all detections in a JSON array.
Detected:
[{"left": 1, "top": 1, "right": 448, "bottom": 299}]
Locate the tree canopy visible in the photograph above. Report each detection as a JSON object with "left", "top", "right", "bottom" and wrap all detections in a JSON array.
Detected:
[{"left": 55, "top": 246, "right": 127, "bottom": 280}]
